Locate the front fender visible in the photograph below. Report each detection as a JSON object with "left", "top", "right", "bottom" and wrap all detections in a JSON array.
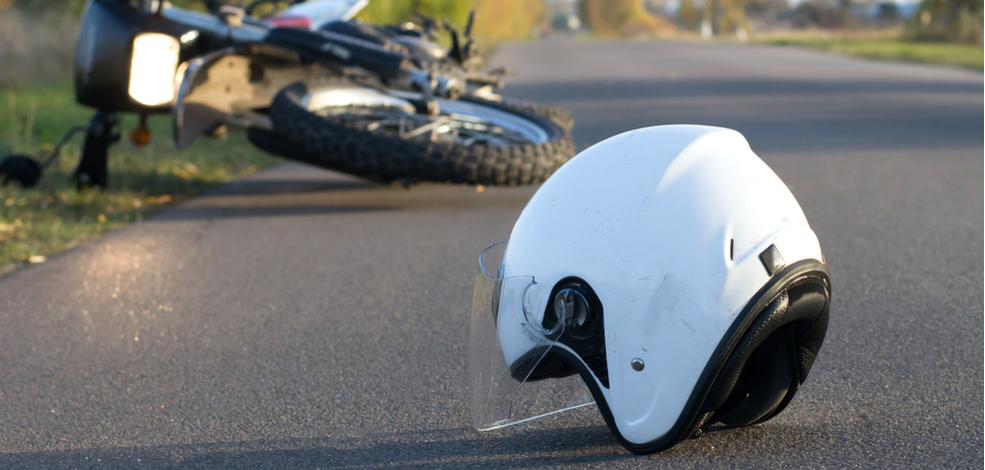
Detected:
[{"left": 173, "top": 44, "right": 334, "bottom": 149}]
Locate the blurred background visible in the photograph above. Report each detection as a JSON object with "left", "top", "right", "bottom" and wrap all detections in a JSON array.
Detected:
[
  {"left": 0, "top": 0, "right": 981, "bottom": 269},
  {"left": 1, "top": 0, "right": 982, "bottom": 87}
]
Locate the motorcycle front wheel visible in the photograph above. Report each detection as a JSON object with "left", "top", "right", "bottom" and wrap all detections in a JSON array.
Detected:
[{"left": 267, "top": 82, "right": 575, "bottom": 186}]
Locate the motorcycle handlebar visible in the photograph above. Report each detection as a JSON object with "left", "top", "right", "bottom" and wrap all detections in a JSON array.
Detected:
[
  {"left": 160, "top": 1, "right": 470, "bottom": 96},
  {"left": 161, "top": 3, "right": 268, "bottom": 42}
]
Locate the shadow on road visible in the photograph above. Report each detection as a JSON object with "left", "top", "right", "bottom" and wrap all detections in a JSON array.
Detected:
[
  {"left": 0, "top": 426, "right": 633, "bottom": 469},
  {"left": 200, "top": 179, "right": 376, "bottom": 197},
  {"left": 5, "top": 420, "right": 961, "bottom": 468},
  {"left": 149, "top": 204, "right": 399, "bottom": 222},
  {"left": 142, "top": 168, "right": 537, "bottom": 222}
]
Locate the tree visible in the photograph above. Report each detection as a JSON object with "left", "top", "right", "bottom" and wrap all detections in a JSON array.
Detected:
[
  {"left": 579, "top": 0, "right": 672, "bottom": 37},
  {"left": 745, "top": 0, "right": 791, "bottom": 18},
  {"left": 717, "top": 0, "right": 749, "bottom": 33},
  {"left": 678, "top": 0, "right": 702, "bottom": 30},
  {"left": 685, "top": 0, "right": 748, "bottom": 34},
  {"left": 906, "top": 0, "right": 984, "bottom": 44},
  {"left": 357, "top": 0, "right": 542, "bottom": 40}
]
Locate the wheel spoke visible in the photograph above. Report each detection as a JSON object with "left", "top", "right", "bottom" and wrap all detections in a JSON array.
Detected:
[{"left": 316, "top": 105, "right": 537, "bottom": 147}]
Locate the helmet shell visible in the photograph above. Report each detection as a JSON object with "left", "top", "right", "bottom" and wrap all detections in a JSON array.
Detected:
[{"left": 502, "top": 125, "right": 823, "bottom": 445}]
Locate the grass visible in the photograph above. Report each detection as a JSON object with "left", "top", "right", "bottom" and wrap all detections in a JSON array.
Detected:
[
  {"left": 755, "top": 31, "right": 984, "bottom": 71},
  {"left": 1, "top": 81, "right": 279, "bottom": 272}
]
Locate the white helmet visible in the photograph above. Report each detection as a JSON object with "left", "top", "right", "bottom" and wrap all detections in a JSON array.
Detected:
[{"left": 470, "top": 125, "right": 830, "bottom": 453}]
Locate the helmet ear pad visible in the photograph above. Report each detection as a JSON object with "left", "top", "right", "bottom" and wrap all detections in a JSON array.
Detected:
[{"left": 701, "top": 279, "right": 830, "bottom": 428}]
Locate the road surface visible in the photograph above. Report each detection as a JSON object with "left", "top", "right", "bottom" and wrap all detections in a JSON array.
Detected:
[{"left": 1, "top": 38, "right": 982, "bottom": 468}]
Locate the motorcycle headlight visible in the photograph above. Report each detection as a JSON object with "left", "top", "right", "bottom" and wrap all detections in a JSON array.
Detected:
[{"left": 128, "top": 33, "right": 180, "bottom": 107}]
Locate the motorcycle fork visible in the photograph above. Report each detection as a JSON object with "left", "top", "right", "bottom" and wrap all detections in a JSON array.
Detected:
[{"left": 73, "top": 110, "right": 120, "bottom": 189}]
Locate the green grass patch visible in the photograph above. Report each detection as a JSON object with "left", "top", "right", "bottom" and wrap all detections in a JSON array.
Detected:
[
  {"left": 1, "top": 81, "right": 279, "bottom": 271},
  {"left": 758, "top": 35, "right": 984, "bottom": 71}
]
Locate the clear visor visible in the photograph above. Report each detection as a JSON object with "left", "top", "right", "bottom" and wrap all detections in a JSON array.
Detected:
[{"left": 469, "top": 240, "right": 595, "bottom": 431}]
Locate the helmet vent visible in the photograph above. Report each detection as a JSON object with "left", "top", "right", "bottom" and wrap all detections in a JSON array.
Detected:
[{"left": 759, "top": 244, "right": 785, "bottom": 276}]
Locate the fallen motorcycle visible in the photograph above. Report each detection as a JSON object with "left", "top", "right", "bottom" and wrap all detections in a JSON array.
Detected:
[{"left": 0, "top": 0, "right": 575, "bottom": 188}]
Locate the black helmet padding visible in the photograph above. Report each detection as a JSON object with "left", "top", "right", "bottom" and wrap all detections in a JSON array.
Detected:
[{"left": 701, "top": 279, "right": 830, "bottom": 427}]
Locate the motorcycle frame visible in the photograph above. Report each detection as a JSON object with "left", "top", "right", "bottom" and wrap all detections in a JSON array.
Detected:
[{"left": 70, "top": 0, "right": 484, "bottom": 188}]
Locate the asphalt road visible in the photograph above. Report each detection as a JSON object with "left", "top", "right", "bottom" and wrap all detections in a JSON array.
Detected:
[{"left": 1, "top": 39, "right": 982, "bottom": 468}]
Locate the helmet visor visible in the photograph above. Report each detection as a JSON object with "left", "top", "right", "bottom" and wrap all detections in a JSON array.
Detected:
[{"left": 469, "top": 240, "right": 596, "bottom": 431}]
